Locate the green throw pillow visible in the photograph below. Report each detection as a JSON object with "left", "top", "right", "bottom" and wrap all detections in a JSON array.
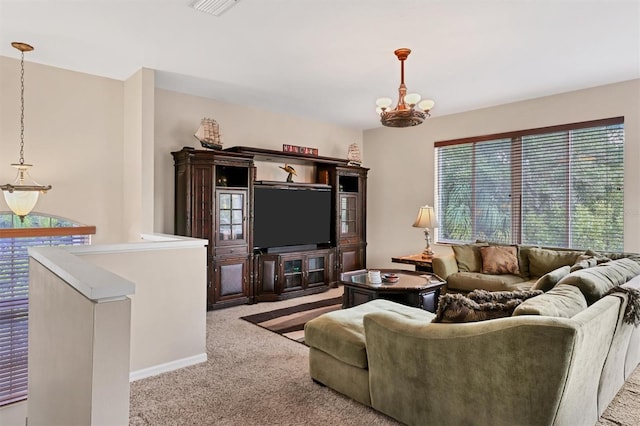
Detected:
[
  {"left": 557, "top": 258, "right": 640, "bottom": 305},
  {"left": 452, "top": 243, "right": 487, "bottom": 273},
  {"left": 532, "top": 266, "right": 571, "bottom": 292},
  {"left": 513, "top": 284, "right": 587, "bottom": 318}
]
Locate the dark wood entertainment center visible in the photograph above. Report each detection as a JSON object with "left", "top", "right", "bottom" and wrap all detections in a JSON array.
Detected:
[{"left": 172, "top": 146, "right": 368, "bottom": 310}]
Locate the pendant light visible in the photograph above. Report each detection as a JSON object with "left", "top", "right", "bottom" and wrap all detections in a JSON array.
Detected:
[{"left": 1, "top": 42, "right": 51, "bottom": 222}]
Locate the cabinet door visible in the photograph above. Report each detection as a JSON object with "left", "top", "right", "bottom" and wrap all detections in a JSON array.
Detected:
[
  {"left": 216, "top": 189, "right": 248, "bottom": 246},
  {"left": 339, "top": 245, "right": 365, "bottom": 274},
  {"left": 213, "top": 257, "right": 249, "bottom": 302},
  {"left": 306, "top": 252, "right": 329, "bottom": 288},
  {"left": 339, "top": 193, "right": 360, "bottom": 240},
  {"left": 281, "top": 256, "right": 304, "bottom": 292},
  {"left": 256, "top": 254, "right": 279, "bottom": 296}
]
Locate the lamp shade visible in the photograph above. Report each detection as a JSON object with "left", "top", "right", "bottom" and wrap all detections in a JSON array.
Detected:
[{"left": 412, "top": 205, "right": 439, "bottom": 229}]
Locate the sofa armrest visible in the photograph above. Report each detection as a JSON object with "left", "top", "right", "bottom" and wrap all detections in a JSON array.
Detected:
[
  {"left": 363, "top": 295, "right": 621, "bottom": 426},
  {"left": 363, "top": 312, "right": 577, "bottom": 426},
  {"left": 432, "top": 253, "right": 458, "bottom": 280}
]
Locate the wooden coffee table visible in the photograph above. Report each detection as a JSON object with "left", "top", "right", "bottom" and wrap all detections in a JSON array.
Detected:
[{"left": 340, "top": 269, "right": 446, "bottom": 313}]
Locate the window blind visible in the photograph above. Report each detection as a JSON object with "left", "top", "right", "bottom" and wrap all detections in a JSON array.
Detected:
[
  {"left": 435, "top": 117, "right": 624, "bottom": 251},
  {"left": 0, "top": 215, "right": 93, "bottom": 407}
]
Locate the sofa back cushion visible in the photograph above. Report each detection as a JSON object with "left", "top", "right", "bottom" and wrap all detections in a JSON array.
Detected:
[
  {"left": 452, "top": 243, "right": 487, "bottom": 272},
  {"left": 557, "top": 258, "right": 640, "bottom": 305},
  {"left": 528, "top": 247, "right": 583, "bottom": 277},
  {"left": 513, "top": 284, "right": 587, "bottom": 318}
]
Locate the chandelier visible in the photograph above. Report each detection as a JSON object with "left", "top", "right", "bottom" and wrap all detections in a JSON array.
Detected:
[
  {"left": 375, "top": 48, "right": 435, "bottom": 128},
  {"left": 1, "top": 42, "right": 51, "bottom": 222}
]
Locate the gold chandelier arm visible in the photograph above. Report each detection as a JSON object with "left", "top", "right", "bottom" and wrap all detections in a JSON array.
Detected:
[{"left": 1, "top": 184, "right": 52, "bottom": 193}]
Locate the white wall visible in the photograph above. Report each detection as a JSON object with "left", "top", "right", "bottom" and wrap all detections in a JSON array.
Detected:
[
  {"left": 0, "top": 56, "right": 125, "bottom": 243},
  {"left": 153, "top": 88, "right": 363, "bottom": 235},
  {"left": 363, "top": 79, "right": 640, "bottom": 268}
]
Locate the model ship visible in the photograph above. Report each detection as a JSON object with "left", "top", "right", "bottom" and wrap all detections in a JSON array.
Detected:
[
  {"left": 194, "top": 117, "right": 222, "bottom": 150},
  {"left": 347, "top": 142, "right": 362, "bottom": 166}
]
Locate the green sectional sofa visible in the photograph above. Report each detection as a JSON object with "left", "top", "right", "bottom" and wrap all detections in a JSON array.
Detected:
[
  {"left": 304, "top": 253, "right": 640, "bottom": 426},
  {"left": 432, "top": 243, "right": 640, "bottom": 294}
]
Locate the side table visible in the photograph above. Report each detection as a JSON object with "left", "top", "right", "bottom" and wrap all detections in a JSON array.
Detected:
[{"left": 391, "top": 253, "right": 433, "bottom": 273}]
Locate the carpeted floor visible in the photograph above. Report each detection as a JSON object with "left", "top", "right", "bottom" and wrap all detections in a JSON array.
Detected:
[{"left": 130, "top": 287, "right": 640, "bottom": 425}]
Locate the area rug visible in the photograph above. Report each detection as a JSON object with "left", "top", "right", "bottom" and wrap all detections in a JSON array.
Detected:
[{"left": 240, "top": 295, "right": 343, "bottom": 343}]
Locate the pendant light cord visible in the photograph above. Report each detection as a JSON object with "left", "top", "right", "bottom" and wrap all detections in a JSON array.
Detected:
[{"left": 18, "top": 49, "right": 25, "bottom": 165}]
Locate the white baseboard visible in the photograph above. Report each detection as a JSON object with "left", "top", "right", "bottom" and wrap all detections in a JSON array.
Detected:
[{"left": 129, "top": 353, "right": 207, "bottom": 382}]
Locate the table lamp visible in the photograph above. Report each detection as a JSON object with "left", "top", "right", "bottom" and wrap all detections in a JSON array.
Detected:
[{"left": 412, "top": 205, "right": 439, "bottom": 257}]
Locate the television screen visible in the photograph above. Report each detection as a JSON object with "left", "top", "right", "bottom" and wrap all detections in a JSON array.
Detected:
[{"left": 253, "top": 186, "right": 332, "bottom": 249}]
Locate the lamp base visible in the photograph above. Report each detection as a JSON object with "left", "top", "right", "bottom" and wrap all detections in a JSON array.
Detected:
[{"left": 421, "top": 248, "right": 434, "bottom": 258}]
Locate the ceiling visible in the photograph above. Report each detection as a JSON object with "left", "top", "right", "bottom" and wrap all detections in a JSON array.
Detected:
[{"left": 1, "top": 0, "right": 638, "bottom": 130}]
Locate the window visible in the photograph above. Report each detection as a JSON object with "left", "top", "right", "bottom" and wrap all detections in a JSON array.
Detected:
[
  {"left": 436, "top": 117, "right": 624, "bottom": 251},
  {"left": 0, "top": 213, "right": 94, "bottom": 407}
]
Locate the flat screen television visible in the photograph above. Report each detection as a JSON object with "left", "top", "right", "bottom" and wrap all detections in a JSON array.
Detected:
[{"left": 253, "top": 185, "right": 332, "bottom": 250}]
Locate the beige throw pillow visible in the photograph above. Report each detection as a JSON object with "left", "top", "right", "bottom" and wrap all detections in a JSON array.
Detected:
[{"left": 480, "top": 245, "right": 520, "bottom": 275}]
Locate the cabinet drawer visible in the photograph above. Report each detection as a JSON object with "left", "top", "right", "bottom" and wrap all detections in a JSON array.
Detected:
[{"left": 214, "top": 246, "right": 248, "bottom": 257}]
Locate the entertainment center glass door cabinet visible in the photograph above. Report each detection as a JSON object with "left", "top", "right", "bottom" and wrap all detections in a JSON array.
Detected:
[
  {"left": 172, "top": 147, "right": 254, "bottom": 310},
  {"left": 317, "top": 165, "right": 368, "bottom": 274},
  {"left": 254, "top": 248, "right": 334, "bottom": 302}
]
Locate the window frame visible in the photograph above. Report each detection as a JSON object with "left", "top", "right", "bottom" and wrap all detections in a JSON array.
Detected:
[{"left": 434, "top": 116, "right": 624, "bottom": 249}]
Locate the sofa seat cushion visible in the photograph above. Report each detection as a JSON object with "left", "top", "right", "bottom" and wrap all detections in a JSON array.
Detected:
[
  {"left": 513, "top": 284, "right": 587, "bottom": 318},
  {"left": 557, "top": 258, "right": 640, "bottom": 305},
  {"left": 304, "top": 299, "right": 432, "bottom": 369},
  {"left": 446, "top": 272, "right": 528, "bottom": 292}
]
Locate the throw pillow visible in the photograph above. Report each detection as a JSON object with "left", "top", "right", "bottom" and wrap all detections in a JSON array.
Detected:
[
  {"left": 468, "top": 288, "right": 543, "bottom": 303},
  {"left": 452, "top": 243, "right": 487, "bottom": 273},
  {"left": 557, "top": 258, "right": 640, "bottom": 305},
  {"left": 513, "top": 284, "right": 587, "bottom": 318},
  {"left": 480, "top": 245, "right": 520, "bottom": 275},
  {"left": 570, "top": 255, "right": 599, "bottom": 272},
  {"left": 531, "top": 266, "right": 571, "bottom": 292},
  {"left": 528, "top": 247, "right": 583, "bottom": 277},
  {"left": 432, "top": 293, "right": 521, "bottom": 323}
]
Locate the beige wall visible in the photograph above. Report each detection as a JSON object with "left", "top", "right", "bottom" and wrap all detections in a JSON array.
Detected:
[
  {"left": 123, "top": 68, "right": 156, "bottom": 241},
  {"left": 363, "top": 79, "right": 640, "bottom": 268},
  {"left": 0, "top": 56, "right": 125, "bottom": 243},
  {"left": 153, "top": 88, "right": 363, "bottom": 234},
  {"left": 79, "top": 244, "right": 207, "bottom": 374}
]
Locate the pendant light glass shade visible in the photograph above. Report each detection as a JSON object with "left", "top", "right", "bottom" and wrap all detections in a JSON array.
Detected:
[{"left": 2, "top": 164, "right": 50, "bottom": 219}]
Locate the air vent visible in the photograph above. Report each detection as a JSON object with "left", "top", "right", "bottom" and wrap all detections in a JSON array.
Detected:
[{"left": 191, "top": 0, "right": 241, "bottom": 16}]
